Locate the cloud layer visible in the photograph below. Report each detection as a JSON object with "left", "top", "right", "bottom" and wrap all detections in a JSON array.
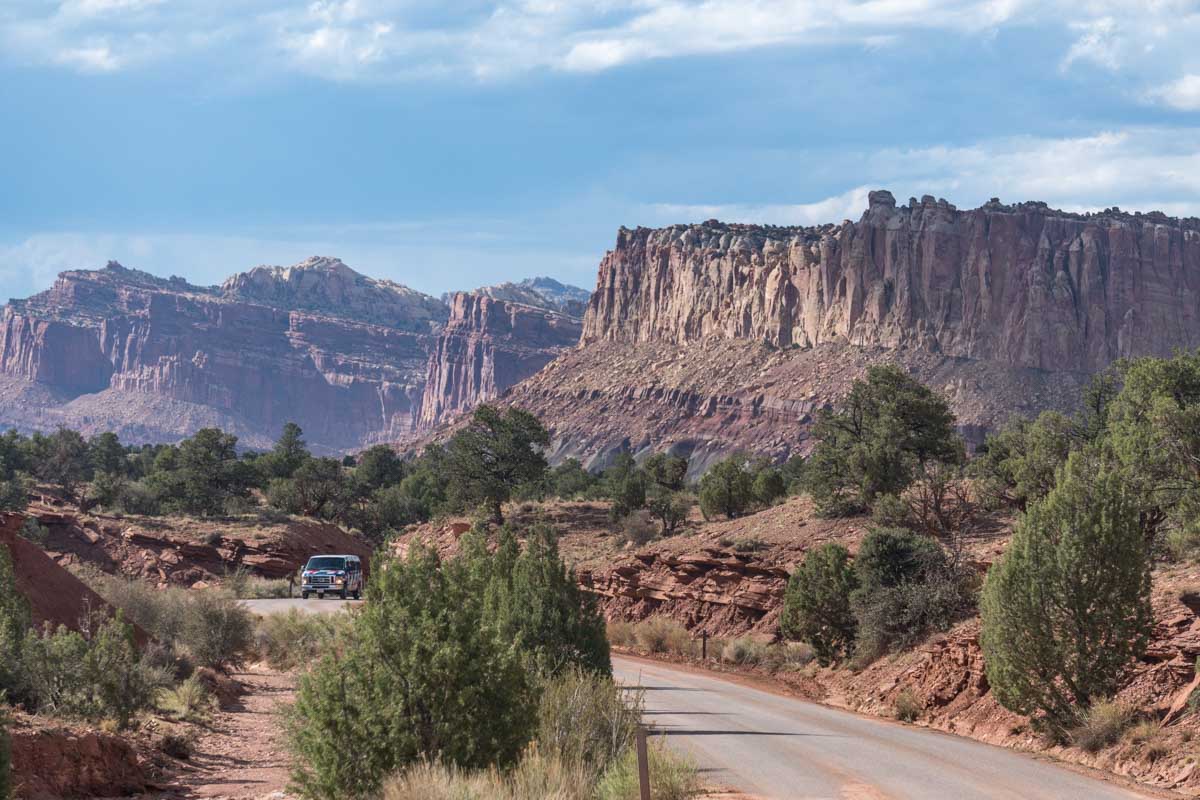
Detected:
[{"left": 4, "top": 0, "right": 1200, "bottom": 106}]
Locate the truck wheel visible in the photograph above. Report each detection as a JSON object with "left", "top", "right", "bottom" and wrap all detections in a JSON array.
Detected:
[
  {"left": 340, "top": 588, "right": 348, "bottom": 600},
  {"left": 301, "top": 592, "right": 309, "bottom": 600},
  {"left": 317, "top": 592, "right": 324, "bottom": 599},
  {"left": 353, "top": 589, "right": 361, "bottom": 600}
]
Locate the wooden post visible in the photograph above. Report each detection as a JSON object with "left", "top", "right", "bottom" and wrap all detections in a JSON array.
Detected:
[
  {"left": 701, "top": 631, "right": 708, "bottom": 661},
  {"left": 636, "top": 726, "right": 651, "bottom": 800}
]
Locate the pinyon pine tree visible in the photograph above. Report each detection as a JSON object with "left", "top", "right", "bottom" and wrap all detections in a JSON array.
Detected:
[{"left": 980, "top": 451, "right": 1152, "bottom": 731}]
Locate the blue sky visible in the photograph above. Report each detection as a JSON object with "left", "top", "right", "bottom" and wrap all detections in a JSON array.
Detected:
[{"left": 2, "top": 1, "right": 1199, "bottom": 301}]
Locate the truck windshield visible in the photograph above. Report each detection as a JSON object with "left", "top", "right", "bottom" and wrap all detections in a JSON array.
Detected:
[{"left": 306, "top": 557, "right": 346, "bottom": 571}]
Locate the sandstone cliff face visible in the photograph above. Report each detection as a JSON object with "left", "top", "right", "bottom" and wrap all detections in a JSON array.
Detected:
[
  {"left": 584, "top": 192, "right": 1200, "bottom": 372},
  {"left": 493, "top": 193, "right": 1200, "bottom": 472},
  {"left": 0, "top": 260, "right": 441, "bottom": 451},
  {"left": 417, "top": 292, "right": 582, "bottom": 430}
]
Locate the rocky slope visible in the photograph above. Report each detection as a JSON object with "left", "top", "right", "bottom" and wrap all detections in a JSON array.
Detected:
[
  {"left": 504, "top": 192, "right": 1200, "bottom": 471},
  {"left": 446, "top": 276, "right": 591, "bottom": 317},
  {"left": 0, "top": 258, "right": 589, "bottom": 451},
  {"left": 417, "top": 291, "right": 583, "bottom": 430}
]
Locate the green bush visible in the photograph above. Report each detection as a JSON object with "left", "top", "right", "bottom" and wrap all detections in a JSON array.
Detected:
[
  {"left": 22, "top": 613, "right": 170, "bottom": 728},
  {"left": 287, "top": 545, "right": 535, "bottom": 799},
  {"left": 698, "top": 457, "right": 754, "bottom": 520},
  {"left": 0, "top": 548, "right": 31, "bottom": 704},
  {"left": 803, "top": 365, "right": 963, "bottom": 516},
  {"left": 981, "top": 453, "right": 1152, "bottom": 732},
  {"left": 752, "top": 468, "right": 787, "bottom": 507},
  {"left": 179, "top": 591, "right": 254, "bottom": 669},
  {"left": 869, "top": 494, "right": 912, "bottom": 528},
  {"left": 484, "top": 526, "right": 611, "bottom": 677},
  {"left": 157, "top": 675, "right": 215, "bottom": 722},
  {"left": 779, "top": 543, "right": 857, "bottom": 665},
  {"left": 536, "top": 669, "right": 642, "bottom": 776}
]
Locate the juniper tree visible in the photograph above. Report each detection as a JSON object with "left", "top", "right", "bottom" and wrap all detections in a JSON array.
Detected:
[
  {"left": 780, "top": 543, "right": 858, "bottom": 664},
  {"left": 980, "top": 451, "right": 1152, "bottom": 731}
]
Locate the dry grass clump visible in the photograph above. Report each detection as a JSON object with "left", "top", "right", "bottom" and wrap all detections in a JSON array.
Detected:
[
  {"left": 1072, "top": 701, "right": 1135, "bottom": 753},
  {"left": 633, "top": 617, "right": 693, "bottom": 656},
  {"left": 893, "top": 688, "right": 924, "bottom": 723},
  {"left": 594, "top": 738, "right": 700, "bottom": 800},
  {"left": 721, "top": 636, "right": 768, "bottom": 666},
  {"left": 605, "top": 620, "right": 636, "bottom": 649},
  {"left": 156, "top": 676, "right": 214, "bottom": 722},
  {"left": 253, "top": 608, "right": 351, "bottom": 671}
]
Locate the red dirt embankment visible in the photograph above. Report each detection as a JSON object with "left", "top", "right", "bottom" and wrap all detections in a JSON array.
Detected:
[{"left": 0, "top": 512, "right": 139, "bottom": 636}]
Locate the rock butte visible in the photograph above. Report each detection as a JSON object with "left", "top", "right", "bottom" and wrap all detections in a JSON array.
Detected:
[
  {"left": 3, "top": 191, "right": 1200, "bottom": 464},
  {"left": 506, "top": 190, "right": 1200, "bottom": 473},
  {"left": 0, "top": 259, "right": 585, "bottom": 452}
]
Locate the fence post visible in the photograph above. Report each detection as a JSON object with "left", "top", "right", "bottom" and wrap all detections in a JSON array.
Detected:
[
  {"left": 701, "top": 631, "right": 708, "bottom": 661},
  {"left": 636, "top": 726, "right": 651, "bottom": 800}
]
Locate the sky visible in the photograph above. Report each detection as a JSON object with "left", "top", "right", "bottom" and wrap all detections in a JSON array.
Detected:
[{"left": 2, "top": 1, "right": 1199, "bottom": 300}]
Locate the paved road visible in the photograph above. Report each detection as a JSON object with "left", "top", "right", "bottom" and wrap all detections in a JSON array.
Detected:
[
  {"left": 241, "top": 597, "right": 361, "bottom": 615},
  {"left": 612, "top": 656, "right": 1157, "bottom": 800}
]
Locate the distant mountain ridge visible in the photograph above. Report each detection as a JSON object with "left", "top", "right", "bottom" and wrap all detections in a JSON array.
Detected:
[
  {"left": 0, "top": 257, "right": 590, "bottom": 451},
  {"left": 443, "top": 276, "right": 591, "bottom": 317}
]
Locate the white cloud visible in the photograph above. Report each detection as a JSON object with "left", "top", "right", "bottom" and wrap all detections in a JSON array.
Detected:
[
  {"left": 1152, "top": 73, "right": 1200, "bottom": 110},
  {"left": 645, "top": 186, "right": 872, "bottom": 226},
  {"left": 3, "top": 0, "right": 1195, "bottom": 93},
  {"left": 642, "top": 128, "right": 1200, "bottom": 227}
]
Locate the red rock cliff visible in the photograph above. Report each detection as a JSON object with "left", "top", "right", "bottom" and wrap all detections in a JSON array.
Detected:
[
  {"left": 0, "top": 260, "right": 443, "bottom": 451},
  {"left": 583, "top": 191, "right": 1200, "bottom": 372},
  {"left": 417, "top": 292, "right": 582, "bottom": 430}
]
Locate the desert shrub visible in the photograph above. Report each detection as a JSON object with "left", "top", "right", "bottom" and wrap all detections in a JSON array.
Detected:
[
  {"left": 1071, "top": 701, "right": 1134, "bottom": 753},
  {"left": 178, "top": 591, "right": 254, "bottom": 669},
  {"left": 594, "top": 738, "right": 700, "bottom": 800},
  {"left": 720, "top": 536, "right": 768, "bottom": 554},
  {"left": 620, "top": 512, "right": 658, "bottom": 547},
  {"left": 159, "top": 731, "right": 194, "bottom": 760},
  {"left": 781, "top": 641, "right": 816, "bottom": 669},
  {"left": 223, "top": 566, "right": 250, "bottom": 597},
  {"left": 698, "top": 457, "right": 754, "bottom": 520},
  {"left": 779, "top": 543, "right": 857, "bottom": 665},
  {"left": 89, "top": 578, "right": 188, "bottom": 649},
  {"left": 804, "top": 365, "right": 963, "bottom": 516},
  {"left": 536, "top": 669, "right": 642, "bottom": 776},
  {"left": 550, "top": 459, "right": 597, "bottom": 500},
  {"left": 254, "top": 608, "right": 349, "bottom": 671},
  {"left": 22, "top": 613, "right": 170, "bottom": 728},
  {"left": 484, "top": 526, "right": 611, "bottom": 677},
  {"left": 752, "top": 468, "right": 787, "bottom": 507},
  {"left": 633, "top": 617, "right": 692, "bottom": 656},
  {"left": 287, "top": 545, "right": 534, "bottom": 800},
  {"left": 0, "top": 714, "right": 8, "bottom": 800},
  {"left": 0, "top": 549, "right": 31, "bottom": 704},
  {"left": 894, "top": 688, "right": 923, "bottom": 722},
  {"left": 17, "top": 518, "right": 48, "bottom": 547},
  {"left": 870, "top": 494, "right": 912, "bottom": 529},
  {"left": 646, "top": 491, "right": 690, "bottom": 536},
  {"left": 850, "top": 528, "right": 973, "bottom": 663},
  {"left": 1128, "top": 719, "right": 1162, "bottom": 746},
  {"left": 981, "top": 453, "right": 1152, "bottom": 731},
  {"left": 117, "top": 480, "right": 162, "bottom": 515},
  {"left": 382, "top": 754, "right": 591, "bottom": 800},
  {"left": 721, "top": 636, "right": 767, "bottom": 666},
  {"left": 1164, "top": 527, "right": 1200, "bottom": 563},
  {"left": 605, "top": 620, "right": 636, "bottom": 649},
  {"left": 853, "top": 575, "right": 973, "bottom": 665},
  {"left": 157, "top": 675, "right": 214, "bottom": 722}
]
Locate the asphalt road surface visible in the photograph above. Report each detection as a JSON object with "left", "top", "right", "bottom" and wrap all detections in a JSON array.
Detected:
[
  {"left": 243, "top": 601, "right": 1158, "bottom": 799},
  {"left": 612, "top": 656, "right": 1158, "bottom": 800},
  {"left": 241, "top": 597, "right": 360, "bottom": 615}
]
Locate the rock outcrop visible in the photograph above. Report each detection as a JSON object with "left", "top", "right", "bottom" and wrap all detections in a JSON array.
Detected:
[
  {"left": 9, "top": 716, "right": 147, "bottom": 800},
  {"left": 500, "top": 193, "right": 1200, "bottom": 471},
  {"left": 0, "top": 256, "right": 589, "bottom": 451},
  {"left": 584, "top": 192, "right": 1200, "bottom": 372},
  {"left": 417, "top": 292, "right": 583, "bottom": 430},
  {"left": 0, "top": 259, "right": 441, "bottom": 451},
  {"left": 459, "top": 276, "right": 592, "bottom": 317}
]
